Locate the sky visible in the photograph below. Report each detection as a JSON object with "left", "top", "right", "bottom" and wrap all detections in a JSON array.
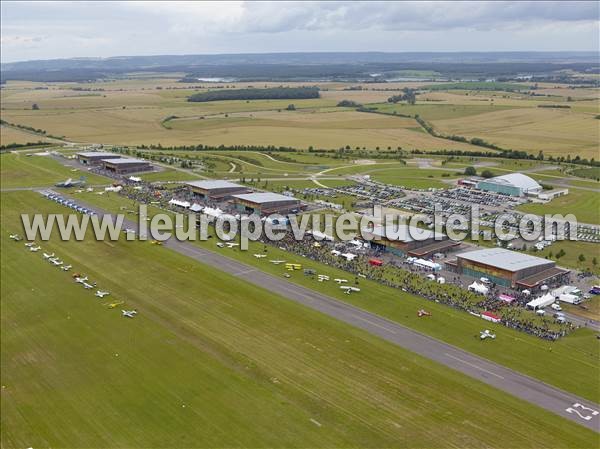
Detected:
[{"left": 1, "top": 1, "right": 598, "bottom": 62}]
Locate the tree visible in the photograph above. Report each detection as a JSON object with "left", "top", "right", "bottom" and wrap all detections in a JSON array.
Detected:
[
  {"left": 593, "top": 257, "right": 598, "bottom": 266},
  {"left": 464, "top": 166, "right": 477, "bottom": 176},
  {"left": 556, "top": 249, "right": 566, "bottom": 259},
  {"left": 32, "top": 103, "right": 39, "bottom": 110},
  {"left": 481, "top": 169, "right": 495, "bottom": 178},
  {"left": 286, "top": 104, "right": 296, "bottom": 111},
  {"left": 578, "top": 254, "right": 586, "bottom": 262}
]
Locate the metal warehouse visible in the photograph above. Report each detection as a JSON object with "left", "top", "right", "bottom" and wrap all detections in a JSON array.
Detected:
[
  {"left": 363, "top": 225, "right": 459, "bottom": 257},
  {"left": 445, "top": 248, "right": 569, "bottom": 289},
  {"left": 186, "top": 180, "right": 249, "bottom": 200},
  {"left": 232, "top": 192, "right": 301, "bottom": 215},
  {"left": 76, "top": 152, "right": 121, "bottom": 165},
  {"left": 476, "top": 173, "right": 542, "bottom": 197},
  {"left": 102, "top": 158, "right": 152, "bottom": 174}
]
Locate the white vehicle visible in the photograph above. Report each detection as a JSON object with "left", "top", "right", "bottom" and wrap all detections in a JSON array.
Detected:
[
  {"left": 555, "top": 316, "right": 567, "bottom": 324},
  {"left": 536, "top": 309, "right": 546, "bottom": 316},
  {"left": 253, "top": 254, "right": 267, "bottom": 258},
  {"left": 29, "top": 246, "right": 41, "bottom": 252},
  {"left": 480, "top": 329, "right": 496, "bottom": 340},
  {"left": 9, "top": 234, "right": 21, "bottom": 241},
  {"left": 551, "top": 303, "right": 562, "bottom": 311},
  {"left": 95, "top": 290, "right": 110, "bottom": 298},
  {"left": 340, "top": 286, "right": 360, "bottom": 294},
  {"left": 269, "top": 260, "right": 286, "bottom": 265},
  {"left": 61, "top": 265, "right": 72, "bottom": 271},
  {"left": 82, "top": 282, "right": 94, "bottom": 289},
  {"left": 480, "top": 277, "right": 491, "bottom": 284},
  {"left": 43, "top": 252, "right": 55, "bottom": 259},
  {"left": 334, "top": 278, "right": 348, "bottom": 284},
  {"left": 122, "top": 310, "right": 138, "bottom": 318}
]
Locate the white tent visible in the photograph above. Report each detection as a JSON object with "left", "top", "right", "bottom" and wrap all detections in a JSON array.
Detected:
[
  {"left": 169, "top": 199, "right": 191, "bottom": 208},
  {"left": 414, "top": 259, "right": 441, "bottom": 271},
  {"left": 202, "top": 207, "right": 223, "bottom": 218},
  {"left": 341, "top": 253, "right": 357, "bottom": 261},
  {"left": 526, "top": 293, "right": 555, "bottom": 310},
  {"left": 189, "top": 203, "right": 203, "bottom": 212},
  {"left": 468, "top": 282, "right": 489, "bottom": 295}
]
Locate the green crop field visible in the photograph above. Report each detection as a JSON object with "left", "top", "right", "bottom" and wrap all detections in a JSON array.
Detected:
[{"left": 3, "top": 191, "right": 598, "bottom": 447}]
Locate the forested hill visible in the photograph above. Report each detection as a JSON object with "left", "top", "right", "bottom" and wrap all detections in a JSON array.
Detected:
[{"left": 187, "top": 87, "right": 320, "bottom": 102}]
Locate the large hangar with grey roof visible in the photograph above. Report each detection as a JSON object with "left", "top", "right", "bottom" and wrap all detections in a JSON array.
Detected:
[
  {"left": 232, "top": 192, "right": 301, "bottom": 215},
  {"left": 186, "top": 180, "right": 249, "bottom": 200},
  {"left": 76, "top": 152, "right": 121, "bottom": 165},
  {"left": 445, "top": 247, "right": 569, "bottom": 289}
]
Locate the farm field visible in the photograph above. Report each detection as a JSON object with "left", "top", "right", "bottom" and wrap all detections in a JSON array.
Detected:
[
  {"left": 53, "top": 190, "right": 600, "bottom": 403},
  {"left": 0, "top": 125, "right": 51, "bottom": 145},
  {"left": 3, "top": 191, "right": 598, "bottom": 447},
  {"left": 0, "top": 152, "right": 110, "bottom": 189}
]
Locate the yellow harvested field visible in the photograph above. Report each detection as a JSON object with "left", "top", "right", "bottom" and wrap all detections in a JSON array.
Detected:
[
  {"left": 0, "top": 125, "right": 50, "bottom": 145},
  {"left": 433, "top": 107, "right": 600, "bottom": 159}
]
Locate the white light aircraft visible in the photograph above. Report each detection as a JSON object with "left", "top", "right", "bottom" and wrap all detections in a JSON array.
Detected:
[
  {"left": 253, "top": 254, "right": 267, "bottom": 258},
  {"left": 82, "top": 282, "right": 94, "bottom": 289},
  {"left": 24, "top": 242, "right": 35, "bottom": 247},
  {"left": 480, "top": 330, "right": 496, "bottom": 340},
  {"left": 340, "top": 286, "right": 361, "bottom": 294},
  {"left": 61, "top": 265, "right": 72, "bottom": 271},
  {"left": 270, "top": 260, "right": 286, "bottom": 265},
  {"left": 43, "top": 252, "right": 55, "bottom": 259},
  {"left": 95, "top": 290, "right": 110, "bottom": 298},
  {"left": 74, "top": 276, "right": 88, "bottom": 284},
  {"left": 9, "top": 234, "right": 21, "bottom": 241},
  {"left": 122, "top": 310, "right": 138, "bottom": 318},
  {"left": 334, "top": 278, "right": 348, "bottom": 284},
  {"left": 225, "top": 243, "right": 239, "bottom": 248},
  {"left": 51, "top": 259, "right": 63, "bottom": 266},
  {"left": 29, "top": 246, "right": 41, "bottom": 252}
]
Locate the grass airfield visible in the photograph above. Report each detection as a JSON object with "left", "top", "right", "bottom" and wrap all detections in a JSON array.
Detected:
[{"left": 3, "top": 191, "right": 599, "bottom": 447}]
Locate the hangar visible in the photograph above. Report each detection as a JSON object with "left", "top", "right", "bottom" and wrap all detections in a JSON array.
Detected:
[
  {"left": 232, "top": 192, "right": 301, "bottom": 215},
  {"left": 445, "top": 247, "right": 569, "bottom": 289},
  {"left": 362, "top": 225, "right": 459, "bottom": 257},
  {"left": 186, "top": 180, "right": 249, "bottom": 200},
  {"left": 76, "top": 152, "right": 121, "bottom": 165},
  {"left": 102, "top": 158, "right": 152, "bottom": 174},
  {"left": 476, "top": 173, "right": 542, "bottom": 197}
]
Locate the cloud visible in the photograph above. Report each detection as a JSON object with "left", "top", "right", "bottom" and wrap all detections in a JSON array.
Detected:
[{"left": 1, "top": 1, "right": 598, "bottom": 62}]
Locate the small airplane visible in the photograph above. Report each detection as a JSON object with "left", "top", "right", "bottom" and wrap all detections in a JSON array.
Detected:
[
  {"left": 24, "top": 242, "right": 36, "bottom": 247},
  {"left": 50, "top": 259, "right": 63, "bottom": 266},
  {"left": 82, "top": 282, "right": 94, "bottom": 289},
  {"left": 74, "top": 276, "right": 88, "bottom": 284},
  {"left": 122, "top": 309, "right": 137, "bottom": 318},
  {"left": 106, "top": 301, "right": 124, "bottom": 309},
  {"left": 253, "top": 254, "right": 267, "bottom": 258},
  {"left": 480, "top": 329, "right": 496, "bottom": 340},
  {"left": 334, "top": 278, "right": 348, "bottom": 284},
  {"left": 43, "top": 252, "right": 55, "bottom": 259},
  {"left": 9, "top": 234, "right": 21, "bottom": 241},
  {"left": 55, "top": 176, "right": 86, "bottom": 188},
  {"left": 61, "top": 265, "right": 73, "bottom": 271},
  {"left": 95, "top": 290, "right": 110, "bottom": 298},
  {"left": 225, "top": 243, "right": 239, "bottom": 248},
  {"left": 29, "top": 246, "right": 41, "bottom": 252},
  {"left": 417, "top": 309, "right": 431, "bottom": 317},
  {"left": 150, "top": 240, "right": 162, "bottom": 245},
  {"left": 318, "top": 275, "right": 330, "bottom": 282},
  {"left": 216, "top": 242, "right": 225, "bottom": 248},
  {"left": 123, "top": 228, "right": 135, "bottom": 234},
  {"left": 270, "top": 260, "right": 286, "bottom": 265},
  {"left": 340, "top": 286, "right": 361, "bottom": 294}
]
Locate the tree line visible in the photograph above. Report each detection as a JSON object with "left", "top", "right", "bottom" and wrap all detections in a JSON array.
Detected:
[{"left": 188, "top": 87, "right": 320, "bottom": 102}]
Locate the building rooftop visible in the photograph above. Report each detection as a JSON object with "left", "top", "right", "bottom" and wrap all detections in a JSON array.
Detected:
[
  {"left": 363, "top": 224, "right": 445, "bottom": 243},
  {"left": 186, "top": 180, "right": 245, "bottom": 190},
  {"left": 102, "top": 158, "right": 149, "bottom": 164},
  {"left": 457, "top": 248, "right": 553, "bottom": 272},
  {"left": 233, "top": 192, "right": 298, "bottom": 204},
  {"left": 77, "top": 152, "right": 120, "bottom": 158},
  {"left": 482, "top": 173, "right": 542, "bottom": 192}
]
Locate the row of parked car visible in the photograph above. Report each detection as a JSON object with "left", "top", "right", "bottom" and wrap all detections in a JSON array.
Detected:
[{"left": 41, "top": 191, "right": 96, "bottom": 216}]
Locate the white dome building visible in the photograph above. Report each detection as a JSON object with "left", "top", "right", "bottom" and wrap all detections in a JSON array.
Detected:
[{"left": 476, "top": 173, "right": 542, "bottom": 197}]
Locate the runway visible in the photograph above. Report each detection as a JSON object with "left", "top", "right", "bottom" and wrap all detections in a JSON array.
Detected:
[{"left": 74, "top": 198, "right": 600, "bottom": 433}]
